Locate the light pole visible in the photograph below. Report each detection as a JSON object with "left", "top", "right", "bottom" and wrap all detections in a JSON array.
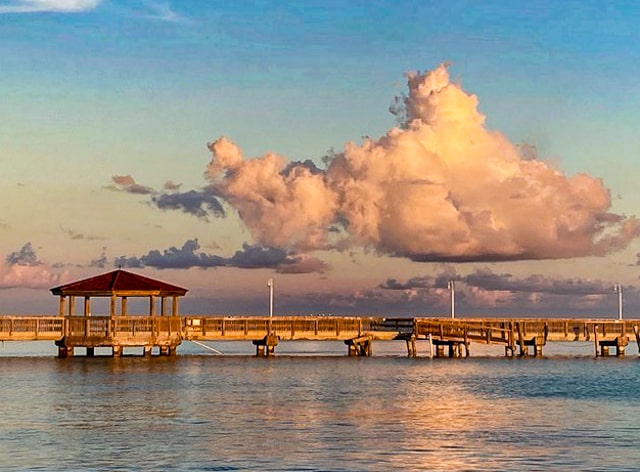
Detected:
[
  {"left": 267, "top": 278, "right": 274, "bottom": 318},
  {"left": 267, "top": 277, "right": 274, "bottom": 335},
  {"left": 614, "top": 283, "right": 623, "bottom": 321},
  {"left": 448, "top": 280, "right": 455, "bottom": 319}
]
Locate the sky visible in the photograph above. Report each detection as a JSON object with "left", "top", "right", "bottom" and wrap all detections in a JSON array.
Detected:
[{"left": 1, "top": 0, "right": 640, "bottom": 317}]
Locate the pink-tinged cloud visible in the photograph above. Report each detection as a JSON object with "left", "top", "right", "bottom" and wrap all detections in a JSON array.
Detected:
[
  {"left": 110, "top": 175, "right": 155, "bottom": 195},
  {"left": 0, "top": 243, "right": 66, "bottom": 289},
  {"left": 206, "top": 139, "right": 338, "bottom": 251},
  {"left": 205, "top": 63, "right": 639, "bottom": 261}
]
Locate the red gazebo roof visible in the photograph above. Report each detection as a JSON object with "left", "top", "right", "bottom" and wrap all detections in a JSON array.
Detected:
[{"left": 50, "top": 269, "right": 188, "bottom": 297}]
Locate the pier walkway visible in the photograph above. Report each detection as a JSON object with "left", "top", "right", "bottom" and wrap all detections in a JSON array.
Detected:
[{"left": 1, "top": 315, "right": 640, "bottom": 358}]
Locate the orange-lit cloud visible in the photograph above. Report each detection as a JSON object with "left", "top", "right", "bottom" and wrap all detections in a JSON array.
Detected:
[{"left": 205, "top": 63, "right": 640, "bottom": 262}]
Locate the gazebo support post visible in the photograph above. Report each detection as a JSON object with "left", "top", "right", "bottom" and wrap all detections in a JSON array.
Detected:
[{"left": 58, "top": 296, "right": 65, "bottom": 316}]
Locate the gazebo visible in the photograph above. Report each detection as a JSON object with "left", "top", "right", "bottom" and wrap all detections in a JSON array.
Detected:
[
  {"left": 50, "top": 269, "right": 188, "bottom": 317},
  {"left": 50, "top": 269, "right": 189, "bottom": 357}
]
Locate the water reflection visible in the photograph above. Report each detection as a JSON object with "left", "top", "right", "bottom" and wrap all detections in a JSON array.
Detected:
[{"left": 2, "top": 356, "right": 640, "bottom": 471}]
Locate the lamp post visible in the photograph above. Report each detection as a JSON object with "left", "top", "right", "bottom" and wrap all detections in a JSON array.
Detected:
[
  {"left": 267, "top": 277, "right": 274, "bottom": 334},
  {"left": 267, "top": 278, "right": 274, "bottom": 318},
  {"left": 614, "top": 283, "right": 623, "bottom": 321},
  {"left": 448, "top": 280, "right": 455, "bottom": 319}
]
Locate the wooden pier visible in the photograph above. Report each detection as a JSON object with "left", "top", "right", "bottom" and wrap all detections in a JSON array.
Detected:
[{"left": 1, "top": 315, "right": 640, "bottom": 358}]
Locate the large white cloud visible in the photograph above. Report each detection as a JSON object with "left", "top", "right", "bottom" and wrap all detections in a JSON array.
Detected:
[
  {"left": 206, "top": 63, "right": 640, "bottom": 261},
  {"left": 0, "top": 0, "right": 100, "bottom": 13}
]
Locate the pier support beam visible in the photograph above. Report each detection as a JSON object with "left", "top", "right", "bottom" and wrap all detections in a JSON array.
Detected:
[
  {"left": 253, "top": 333, "right": 279, "bottom": 357},
  {"left": 617, "top": 336, "right": 629, "bottom": 357},
  {"left": 159, "top": 346, "right": 175, "bottom": 356},
  {"left": 596, "top": 336, "right": 629, "bottom": 357},
  {"left": 57, "top": 345, "right": 73, "bottom": 358},
  {"left": 345, "top": 335, "right": 373, "bottom": 357},
  {"left": 518, "top": 336, "right": 546, "bottom": 357},
  {"left": 432, "top": 340, "right": 468, "bottom": 358},
  {"left": 406, "top": 335, "right": 417, "bottom": 357}
]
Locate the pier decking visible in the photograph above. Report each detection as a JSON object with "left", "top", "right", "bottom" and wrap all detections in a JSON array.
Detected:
[{"left": 1, "top": 315, "right": 639, "bottom": 358}]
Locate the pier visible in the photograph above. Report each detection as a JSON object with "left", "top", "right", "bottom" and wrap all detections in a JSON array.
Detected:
[
  {"left": 0, "top": 270, "right": 638, "bottom": 359},
  {"left": 1, "top": 315, "right": 640, "bottom": 358}
]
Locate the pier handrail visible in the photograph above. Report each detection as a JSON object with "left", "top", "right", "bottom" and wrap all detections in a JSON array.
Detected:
[
  {"left": 0, "top": 316, "right": 64, "bottom": 340},
  {"left": 183, "top": 315, "right": 383, "bottom": 340}
]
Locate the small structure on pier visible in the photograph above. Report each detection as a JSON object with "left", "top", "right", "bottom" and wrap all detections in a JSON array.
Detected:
[{"left": 50, "top": 269, "right": 187, "bottom": 357}]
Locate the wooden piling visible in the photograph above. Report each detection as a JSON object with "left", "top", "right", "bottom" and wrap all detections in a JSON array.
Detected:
[
  {"left": 406, "top": 335, "right": 417, "bottom": 357},
  {"left": 253, "top": 333, "right": 279, "bottom": 357},
  {"left": 345, "top": 335, "right": 373, "bottom": 357},
  {"left": 516, "top": 322, "right": 526, "bottom": 357},
  {"left": 616, "top": 336, "right": 629, "bottom": 357},
  {"left": 58, "top": 345, "right": 71, "bottom": 358}
]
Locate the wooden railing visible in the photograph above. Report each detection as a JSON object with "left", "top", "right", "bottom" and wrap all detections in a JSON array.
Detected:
[
  {"left": 414, "top": 319, "right": 512, "bottom": 345},
  {"left": 64, "top": 316, "right": 182, "bottom": 338},
  {"left": 413, "top": 318, "right": 640, "bottom": 346},
  {"left": 183, "top": 316, "right": 382, "bottom": 341},
  {"left": 3, "top": 315, "right": 640, "bottom": 347},
  {"left": 0, "top": 316, "right": 64, "bottom": 340}
]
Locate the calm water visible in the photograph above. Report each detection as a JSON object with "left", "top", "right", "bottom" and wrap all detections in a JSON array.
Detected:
[{"left": 2, "top": 341, "right": 640, "bottom": 471}]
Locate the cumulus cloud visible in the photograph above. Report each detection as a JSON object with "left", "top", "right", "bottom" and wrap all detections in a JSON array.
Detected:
[
  {"left": 0, "top": 0, "right": 100, "bottom": 13},
  {"left": 114, "top": 239, "right": 328, "bottom": 274},
  {"left": 206, "top": 138, "right": 338, "bottom": 250},
  {"left": 204, "top": 63, "right": 640, "bottom": 262},
  {"left": 0, "top": 243, "right": 66, "bottom": 289}
]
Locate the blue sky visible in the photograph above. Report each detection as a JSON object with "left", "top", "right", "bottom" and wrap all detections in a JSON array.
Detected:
[{"left": 1, "top": 0, "right": 640, "bottom": 317}]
